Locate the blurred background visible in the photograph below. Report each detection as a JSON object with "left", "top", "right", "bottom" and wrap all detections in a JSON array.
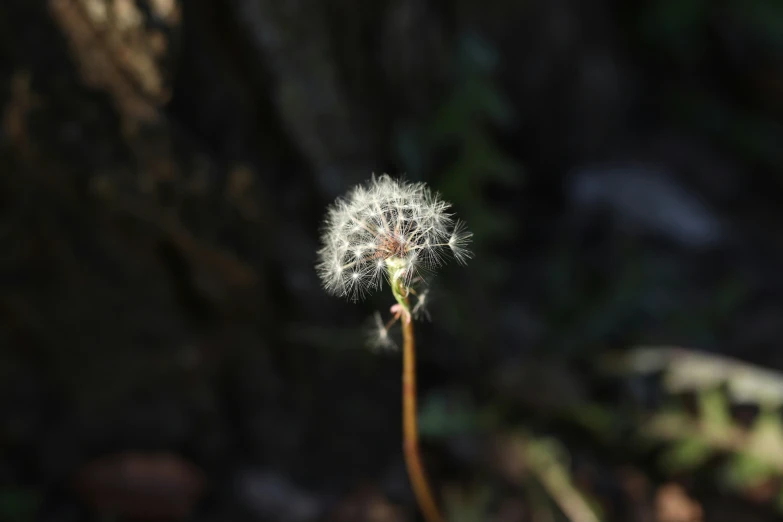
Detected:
[{"left": 4, "top": 0, "right": 783, "bottom": 521}]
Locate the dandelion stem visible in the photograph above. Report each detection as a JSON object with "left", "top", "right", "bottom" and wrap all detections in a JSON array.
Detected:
[{"left": 402, "top": 295, "right": 444, "bottom": 522}]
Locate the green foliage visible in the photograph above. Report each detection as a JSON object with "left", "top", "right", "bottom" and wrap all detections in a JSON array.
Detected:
[
  {"left": 698, "top": 388, "right": 733, "bottom": 430},
  {"left": 419, "top": 390, "right": 604, "bottom": 522},
  {"left": 523, "top": 435, "right": 604, "bottom": 522},
  {"left": 633, "top": 0, "right": 783, "bottom": 186},
  {"left": 637, "top": 0, "right": 783, "bottom": 57},
  {"left": 638, "top": 0, "right": 710, "bottom": 59},
  {"left": 430, "top": 35, "right": 520, "bottom": 250},
  {"left": 443, "top": 485, "right": 494, "bottom": 522},
  {"left": 660, "top": 436, "right": 713, "bottom": 474},
  {"left": 673, "top": 92, "right": 783, "bottom": 174},
  {"left": 617, "top": 349, "right": 783, "bottom": 507},
  {"left": 0, "top": 489, "right": 40, "bottom": 522},
  {"left": 722, "top": 453, "right": 776, "bottom": 492},
  {"left": 646, "top": 391, "right": 783, "bottom": 502},
  {"left": 540, "top": 242, "right": 650, "bottom": 355},
  {"left": 394, "top": 32, "right": 521, "bottom": 350},
  {"left": 738, "top": 0, "right": 783, "bottom": 49},
  {"left": 396, "top": 33, "right": 521, "bottom": 278},
  {"left": 418, "top": 391, "right": 499, "bottom": 438}
]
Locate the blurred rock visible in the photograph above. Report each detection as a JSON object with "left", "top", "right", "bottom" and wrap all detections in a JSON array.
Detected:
[
  {"left": 73, "top": 452, "right": 206, "bottom": 521},
  {"left": 324, "top": 485, "right": 408, "bottom": 522},
  {"left": 568, "top": 164, "right": 726, "bottom": 249},
  {"left": 655, "top": 483, "right": 702, "bottom": 522},
  {"left": 492, "top": 498, "right": 527, "bottom": 522},
  {"left": 236, "top": 470, "right": 322, "bottom": 522}
]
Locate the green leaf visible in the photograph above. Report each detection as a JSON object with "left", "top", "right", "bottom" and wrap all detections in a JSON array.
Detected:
[
  {"left": 418, "top": 392, "right": 498, "bottom": 438},
  {"left": 722, "top": 453, "right": 776, "bottom": 491},
  {"left": 0, "top": 489, "right": 41, "bottom": 522},
  {"left": 698, "top": 388, "right": 732, "bottom": 431},
  {"left": 660, "top": 437, "right": 714, "bottom": 473},
  {"left": 444, "top": 485, "right": 494, "bottom": 522},
  {"left": 639, "top": 0, "right": 709, "bottom": 55}
]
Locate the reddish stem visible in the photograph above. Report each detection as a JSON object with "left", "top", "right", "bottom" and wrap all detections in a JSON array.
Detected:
[{"left": 402, "top": 297, "right": 444, "bottom": 522}]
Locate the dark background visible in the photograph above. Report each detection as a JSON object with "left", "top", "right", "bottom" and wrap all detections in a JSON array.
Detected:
[{"left": 3, "top": 1, "right": 783, "bottom": 521}]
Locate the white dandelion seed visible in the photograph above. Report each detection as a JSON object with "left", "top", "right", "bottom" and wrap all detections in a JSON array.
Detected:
[
  {"left": 316, "top": 174, "right": 473, "bottom": 301},
  {"left": 412, "top": 289, "right": 431, "bottom": 321},
  {"left": 366, "top": 311, "right": 397, "bottom": 351}
]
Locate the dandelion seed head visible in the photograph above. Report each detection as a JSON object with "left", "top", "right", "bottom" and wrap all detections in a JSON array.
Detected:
[{"left": 316, "top": 174, "right": 472, "bottom": 301}]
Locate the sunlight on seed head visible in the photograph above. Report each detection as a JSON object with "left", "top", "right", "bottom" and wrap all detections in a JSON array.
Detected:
[{"left": 316, "top": 174, "right": 473, "bottom": 301}]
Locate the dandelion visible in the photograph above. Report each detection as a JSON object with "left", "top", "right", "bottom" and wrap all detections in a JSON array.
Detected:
[
  {"left": 316, "top": 174, "right": 472, "bottom": 522},
  {"left": 316, "top": 174, "right": 472, "bottom": 303}
]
